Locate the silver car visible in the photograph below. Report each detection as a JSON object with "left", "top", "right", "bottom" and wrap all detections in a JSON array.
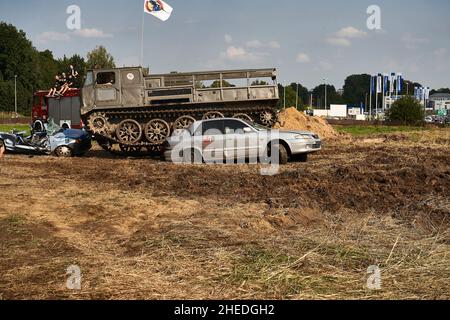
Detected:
[{"left": 163, "top": 118, "right": 322, "bottom": 164}]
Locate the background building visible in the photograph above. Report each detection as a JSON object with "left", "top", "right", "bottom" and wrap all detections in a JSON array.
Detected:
[{"left": 429, "top": 93, "right": 450, "bottom": 111}]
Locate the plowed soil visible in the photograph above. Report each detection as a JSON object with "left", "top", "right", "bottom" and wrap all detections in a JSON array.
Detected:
[{"left": 0, "top": 129, "right": 449, "bottom": 300}]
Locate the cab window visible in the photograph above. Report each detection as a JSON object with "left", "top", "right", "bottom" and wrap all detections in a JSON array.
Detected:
[
  {"left": 33, "top": 95, "right": 41, "bottom": 106},
  {"left": 96, "top": 72, "right": 116, "bottom": 85},
  {"left": 84, "top": 71, "right": 94, "bottom": 86}
]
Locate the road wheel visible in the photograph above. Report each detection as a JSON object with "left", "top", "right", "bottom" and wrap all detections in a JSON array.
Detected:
[
  {"left": 173, "top": 116, "right": 196, "bottom": 130},
  {"left": 202, "top": 111, "right": 224, "bottom": 120},
  {"left": 88, "top": 112, "right": 109, "bottom": 135},
  {"left": 116, "top": 119, "right": 142, "bottom": 145},
  {"left": 260, "top": 110, "right": 276, "bottom": 127},
  {"left": 55, "top": 145, "right": 73, "bottom": 158},
  {"left": 145, "top": 119, "right": 170, "bottom": 144}
]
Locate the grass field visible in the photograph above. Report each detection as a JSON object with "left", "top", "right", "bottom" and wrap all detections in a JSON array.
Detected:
[
  {"left": 1, "top": 128, "right": 449, "bottom": 299},
  {"left": 0, "top": 124, "right": 30, "bottom": 135},
  {"left": 0, "top": 112, "right": 25, "bottom": 119},
  {"left": 334, "top": 125, "right": 430, "bottom": 136}
]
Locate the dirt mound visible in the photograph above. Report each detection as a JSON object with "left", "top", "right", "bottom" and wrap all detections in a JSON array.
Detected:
[{"left": 275, "top": 107, "right": 340, "bottom": 140}]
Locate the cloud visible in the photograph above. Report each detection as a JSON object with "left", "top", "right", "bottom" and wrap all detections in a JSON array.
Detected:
[
  {"left": 36, "top": 31, "right": 70, "bottom": 44},
  {"left": 224, "top": 34, "right": 233, "bottom": 44},
  {"left": 246, "top": 40, "right": 280, "bottom": 49},
  {"left": 336, "top": 26, "right": 367, "bottom": 39},
  {"left": 35, "top": 28, "right": 113, "bottom": 44},
  {"left": 268, "top": 41, "right": 281, "bottom": 49},
  {"left": 318, "top": 61, "right": 333, "bottom": 71},
  {"left": 246, "top": 40, "right": 262, "bottom": 48},
  {"left": 220, "top": 46, "right": 264, "bottom": 62},
  {"left": 434, "top": 48, "right": 448, "bottom": 58},
  {"left": 73, "top": 28, "right": 113, "bottom": 38},
  {"left": 325, "top": 26, "right": 367, "bottom": 47},
  {"left": 296, "top": 53, "right": 311, "bottom": 63},
  {"left": 326, "top": 37, "right": 351, "bottom": 47},
  {"left": 401, "top": 34, "right": 429, "bottom": 49}
]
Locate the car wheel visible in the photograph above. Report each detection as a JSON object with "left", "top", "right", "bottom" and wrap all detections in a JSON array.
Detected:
[
  {"left": 55, "top": 145, "right": 73, "bottom": 158},
  {"left": 261, "top": 143, "right": 288, "bottom": 165},
  {"left": 275, "top": 144, "right": 289, "bottom": 165}
]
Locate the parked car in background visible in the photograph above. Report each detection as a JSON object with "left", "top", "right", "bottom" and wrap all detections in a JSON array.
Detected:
[
  {"left": 425, "top": 116, "right": 434, "bottom": 123},
  {"left": 163, "top": 118, "right": 322, "bottom": 164},
  {"left": 0, "top": 120, "right": 91, "bottom": 157},
  {"left": 444, "top": 116, "right": 450, "bottom": 124}
]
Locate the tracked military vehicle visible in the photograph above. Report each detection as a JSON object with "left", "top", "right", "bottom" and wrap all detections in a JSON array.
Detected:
[{"left": 81, "top": 67, "right": 279, "bottom": 152}]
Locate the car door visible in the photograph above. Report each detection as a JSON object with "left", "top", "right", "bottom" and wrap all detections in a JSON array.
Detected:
[
  {"left": 223, "top": 119, "right": 257, "bottom": 161},
  {"left": 94, "top": 70, "right": 121, "bottom": 107},
  {"left": 197, "top": 120, "right": 225, "bottom": 163}
]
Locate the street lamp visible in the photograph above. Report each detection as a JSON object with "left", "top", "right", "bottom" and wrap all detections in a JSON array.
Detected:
[
  {"left": 323, "top": 78, "right": 327, "bottom": 109},
  {"left": 295, "top": 83, "right": 299, "bottom": 109},
  {"left": 14, "top": 75, "right": 17, "bottom": 118}
]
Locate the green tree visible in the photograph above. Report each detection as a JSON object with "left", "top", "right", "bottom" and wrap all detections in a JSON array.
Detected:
[
  {"left": 210, "top": 80, "right": 235, "bottom": 88},
  {"left": 251, "top": 80, "right": 268, "bottom": 86},
  {"left": 57, "top": 54, "right": 86, "bottom": 87},
  {"left": 401, "top": 80, "right": 422, "bottom": 96},
  {"left": 277, "top": 84, "right": 298, "bottom": 109},
  {"left": 289, "top": 82, "right": 309, "bottom": 110},
  {"left": 312, "top": 84, "right": 344, "bottom": 108},
  {"left": 430, "top": 88, "right": 450, "bottom": 95},
  {"left": 342, "top": 74, "right": 371, "bottom": 106},
  {"left": 0, "top": 22, "right": 53, "bottom": 113},
  {"left": 86, "top": 46, "right": 116, "bottom": 69},
  {"left": 387, "top": 96, "right": 424, "bottom": 124}
]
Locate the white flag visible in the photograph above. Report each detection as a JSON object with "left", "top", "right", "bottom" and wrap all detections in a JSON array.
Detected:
[
  {"left": 376, "top": 75, "right": 382, "bottom": 94},
  {"left": 390, "top": 73, "right": 395, "bottom": 94},
  {"left": 144, "top": 0, "right": 173, "bottom": 22}
]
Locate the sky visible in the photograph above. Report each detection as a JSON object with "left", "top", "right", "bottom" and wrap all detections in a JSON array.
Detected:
[{"left": 0, "top": 0, "right": 449, "bottom": 90}]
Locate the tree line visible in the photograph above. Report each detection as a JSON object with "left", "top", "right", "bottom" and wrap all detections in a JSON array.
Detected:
[{"left": 0, "top": 22, "right": 115, "bottom": 115}]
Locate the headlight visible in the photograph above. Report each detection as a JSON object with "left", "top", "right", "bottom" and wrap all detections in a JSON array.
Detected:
[{"left": 295, "top": 134, "right": 313, "bottom": 139}]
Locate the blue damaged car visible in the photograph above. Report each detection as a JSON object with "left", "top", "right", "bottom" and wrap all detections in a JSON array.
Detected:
[{"left": 0, "top": 121, "right": 92, "bottom": 157}]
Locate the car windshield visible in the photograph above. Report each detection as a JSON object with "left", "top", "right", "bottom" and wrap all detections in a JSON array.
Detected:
[
  {"left": 241, "top": 120, "right": 270, "bottom": 131},
  {"left": 46, "top": 118, "right": 63, "bottom": 135}
]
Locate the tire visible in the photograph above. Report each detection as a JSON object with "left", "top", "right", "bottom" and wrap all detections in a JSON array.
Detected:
[
  {"left": 55, "top": 145, "right": 73, "bottom": 158},
  {"left": 261, "top": 143, "right": 288, "bottom": 165},
  {"left": 275, "top": 143, "right": 289, "bottom": 165}
]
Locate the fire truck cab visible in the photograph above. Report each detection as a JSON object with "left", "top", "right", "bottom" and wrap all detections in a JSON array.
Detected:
[{"left": 32, "top": 88, "right": 82, "bottom": 129}]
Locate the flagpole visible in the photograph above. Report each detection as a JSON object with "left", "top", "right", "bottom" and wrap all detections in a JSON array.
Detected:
[
  {"left": 375, "top": 76, "right": 379, "bottom": 121},
  {"left": 141, "top": 6, "right": 145, "bottom": 67},
  {"left": 369, "top": 77, "right": 372, "bottom": 122},
  {"left": 382, "top": 75, "right": 385, "bottom": 114}
]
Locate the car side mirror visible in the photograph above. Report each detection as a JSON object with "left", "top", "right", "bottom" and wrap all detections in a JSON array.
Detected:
[{"left": 243, "top": 127, "right": 252, "bottom": 133}]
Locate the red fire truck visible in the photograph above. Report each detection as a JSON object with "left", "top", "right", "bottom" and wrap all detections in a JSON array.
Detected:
[{"left": 32, "top": 88, "right": 83, "bottom": 129}]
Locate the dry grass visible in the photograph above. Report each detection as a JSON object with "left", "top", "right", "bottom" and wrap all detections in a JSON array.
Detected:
[{"left": 0, "top": 128, "right": 449, "bottom": 300}]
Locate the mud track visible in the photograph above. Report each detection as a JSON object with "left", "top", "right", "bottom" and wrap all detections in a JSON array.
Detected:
[{"left": 0, "top": 136, "right": 449, "bottom": 299}]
